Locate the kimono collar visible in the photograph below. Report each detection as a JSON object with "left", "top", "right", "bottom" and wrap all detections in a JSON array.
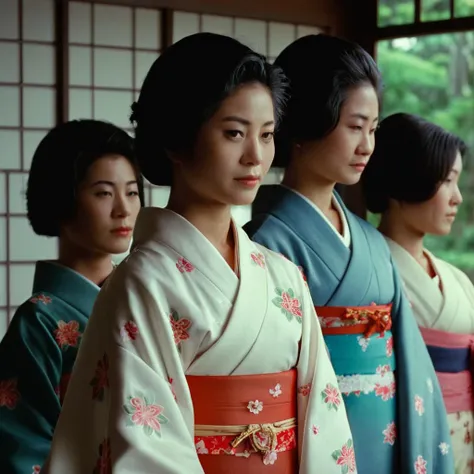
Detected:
[{"left": 33, "top": 261, "right": 100, "bottom": 316}]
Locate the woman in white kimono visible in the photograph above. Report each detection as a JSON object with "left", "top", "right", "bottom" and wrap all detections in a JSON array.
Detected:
[
  {"left": 43, "top": 32, "right": 354, "bottom": 474},
  {"left": 362, "top": 112, "right": 472, "bottom": 473}
]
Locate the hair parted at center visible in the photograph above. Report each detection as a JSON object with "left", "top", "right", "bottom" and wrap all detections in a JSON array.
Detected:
[{"left": 130, "top": 32, "right": 289, "bottom": 186}]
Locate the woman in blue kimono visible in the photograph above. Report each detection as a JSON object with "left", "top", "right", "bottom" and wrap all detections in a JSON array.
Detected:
[
  {"left": 245, "top": 34, "right": 454, "bottom": 473},
  {"left": 0, "top": 120, "right": 144, "bottom": 473}
]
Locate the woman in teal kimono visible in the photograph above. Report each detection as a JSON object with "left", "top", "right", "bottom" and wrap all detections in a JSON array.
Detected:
[
  {"left": 0, "top": 120, "right": 144, "bottom": 473},
  {"left": 245, "top": 35, "right": 454, "bottom": 473}
]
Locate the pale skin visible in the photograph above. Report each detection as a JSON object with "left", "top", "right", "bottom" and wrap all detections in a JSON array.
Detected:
[
  {"left": 379, "top": 152, "right": 463, "bottom": 279},
  {"left": 166, "top": 82, "right": 276, "bottom": 271},
  {"left": 282, "top": 84, "right": 379, "bottom": 233},
  {"left": 58, "top": 154, "right": 142, "bottom": 285}
]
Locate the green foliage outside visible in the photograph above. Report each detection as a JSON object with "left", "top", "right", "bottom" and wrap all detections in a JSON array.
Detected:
[{"left": 372, "top": 25, "right": 474, "bottom": 278}]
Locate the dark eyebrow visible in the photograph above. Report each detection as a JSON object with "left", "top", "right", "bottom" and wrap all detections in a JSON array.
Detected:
[
  {"left": 91, "top": 180, "right": 137, "bottom": 187},
  {"left": 350, "top": 113, "right": 379, "bottom": 123},
  {"left": 222, "top": 116, "right": 274, "bottom": 127}
]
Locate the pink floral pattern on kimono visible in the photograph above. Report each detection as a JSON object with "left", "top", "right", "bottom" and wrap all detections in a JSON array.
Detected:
[
  {"left": 298, "top": 383, "right": 312, "bottom": 397},
  {"left": 250, "top": 252, "right": 266, "bottom": 268},
  {"left": 0, "top": 378, "right": 20, "bottom": 409},
  {"left": 32, "top": 466, "right": 41, "bottom": 474},
  {"left": 374, "top": 381, "right": 396, "bottom": 401},
  {"left": 169, "top": 310, "right": 192, "bottom": 345},
  {"left": 414, "top": 455, "right": 427, "bottom": 474},
  {"left": 93, "top": 438, "right": 111, "bottom": 474},
  {"left": 272, "top": 288, "right": 303, "bottom": 323},
  {"left": 123, "top": 395, "right": 169, "bottom": 437},
  {"left": 321, "top": 383, "right": 342, "bottom": 411},
  {"left": 54, "top": 320, "right": 81, "bottom": 349},
  {"left": 90, "top": 354, "right": 109, "bottom": 401},
  {"left": 331, "top": 439, "right": 356, "bottom": 473},
  {"left": 176, "top": 257, "right": 194, "bottom": 273},
  {"left": 386, "top": 336, "right": 393, "bottom": 357},
  {"left": 383, "top": 421, "right": 396, "bottom": 445},
  {"left": 29, "top": 294, "right": 52, "bottom": 305},
  {"left": 120, "top": 321, "right": 139, "bottom": 342}
]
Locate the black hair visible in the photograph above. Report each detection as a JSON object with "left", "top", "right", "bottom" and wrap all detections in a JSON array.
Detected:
[
  {"left": 27, "top": 119, "right": 145, "bottom": 237},
  {"left": 362, "top": 113, "right": 466, "bottom": 213},
  {"left": 273, "top": 34, "right": 382, "bottom": 167},
  {"left": 130, "top": 32, "right": 288, "bottom": 186}
]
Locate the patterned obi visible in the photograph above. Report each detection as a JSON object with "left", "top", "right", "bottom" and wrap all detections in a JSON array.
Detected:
[
  {"left": 315, "top": 304, "right": 396, "bottom": 397},
  {"left": 419, "top": 325, "right": 474, "bottom": 413},
  {"left": 186, "top": 369, "right": 298, "bottom": 473}
]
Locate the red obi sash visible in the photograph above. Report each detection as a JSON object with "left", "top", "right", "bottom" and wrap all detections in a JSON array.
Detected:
[
  {"left": 315, "top": 304, "right": 393, "bottom": 337},
  {"left": 186, "top": 369, "right": 298, "bottom": 473}
]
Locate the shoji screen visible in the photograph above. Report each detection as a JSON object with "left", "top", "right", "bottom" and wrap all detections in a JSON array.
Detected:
[
  {"left": 172, "top": 12, "right": 323, "bottom": 225},
  {"left": 0, "top": 0, "right": 58, "bottom": 338},
  {"left": 67, "top": 1, "right": 165, "bottom": 262}
]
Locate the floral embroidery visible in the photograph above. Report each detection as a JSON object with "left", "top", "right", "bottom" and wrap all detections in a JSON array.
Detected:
[
  {"left": 32, "top": 466, "right": 41, "bottom": 474},
  {"left": 168, "top": 377, "right": 177, "bottom": 402},
  {"left": 120, "top": 321, "right": 139, "bottom": 342},
  {"left": 250, "top": 252, "right": 266, "bottom": 268},
  {"left": 312, "top": 425, "right": 319, "bottom": 436},
  {"left": 414, "top": 395, "right": 424, "bottom": 416},
  {"left": 93, "top": 438, "right": 111, "bottom": 474},
  {"left": 0, "top": 378, "right": 20, "bottom": 409},
  {"left": 123, "top": 395, "right": 169, "bottom": 437},
  {"left": 438, "top": 442, "right": 449, "bottom": 455},
  {"left": 357, "top": 336, "right": 370, "bottom": 352},
  {"left": 376, "top": 364, "right": 391, "bottom": 377},
  {"left": 90, "top": 354, "right": 109, "bottom": 401},
  {"left": 247, "top": 400, "right": 263, "bottom": 415},
  {"left": 383, "top": 421, "right": 396, "bottom": 445},
  {"left": 169, "top": 310, "right": 191, "bottom": 345},
  {"left": 386, "top": 336, "right": 393, "bottom": 357},
  {"left": 54, "top": 320, "right": 81, "bottom": 349},
  {"left": 414, "top": 455, "right": 427, "bottom": 474},
  {"left": 263, "top": 451, "right": 278, "bottom": 465},
  {"left": 298, "top": 383, "right": 312, "bottom": 397},
  {"left": 195, "top": 440, "right": 209, "bottom": 454},
  {"left": 29, "top": 294, "right": 52, "bottom": 305},
  {"left": 272, "top": 288, "right": 303, "bottom": 323},
  {"left": 269, "top": 383, "right": 282, "bottom": 398},
  {"left": 321, "top": 383, "right": 341, "bottom": 411},
  {"left": 374, "top": 381, "right": 396, "bottom": 401},
  {"left": 332, "top": 439, "right": 356, "bottom": 473},
  {"left": 426, "top": 378, "right": 433, "bottom": 394},
  {"left": 176, "top": 257, "right": 194, "bottom": 273}
]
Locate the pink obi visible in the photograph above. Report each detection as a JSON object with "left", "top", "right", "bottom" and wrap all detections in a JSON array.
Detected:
[{"left": 419, "top": 325, "right": 474, "bottom": 413}]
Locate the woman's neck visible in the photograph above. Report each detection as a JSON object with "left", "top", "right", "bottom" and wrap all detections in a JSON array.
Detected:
[{"left": 58, "top": 240, "right": 114, "bottom": 286}]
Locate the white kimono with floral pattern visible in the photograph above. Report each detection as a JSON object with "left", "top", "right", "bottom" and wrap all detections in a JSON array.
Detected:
[{"left": 43, "top": 208, "right": 355, "bottom": 473}]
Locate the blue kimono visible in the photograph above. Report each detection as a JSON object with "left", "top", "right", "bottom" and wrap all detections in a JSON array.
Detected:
[
  {"left": 245, "top": 185, "right": 454, "bottom": 474},
  {"left": 0, "top": 261, "right": 100, "bottom": 473}
]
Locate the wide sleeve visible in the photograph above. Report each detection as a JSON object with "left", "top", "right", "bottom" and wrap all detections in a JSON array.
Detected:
[
  {"left": 295, "top": 278, "right": 356, "bottom": 473},
  {"left": 0, "top": 302, "right": 62, "bottom": 473},
  {"left": 390, "top": 258, "right": 455, "bottom": 472},
  {"left": 43, "top": 265, "right": 205, "bottom": 474}
]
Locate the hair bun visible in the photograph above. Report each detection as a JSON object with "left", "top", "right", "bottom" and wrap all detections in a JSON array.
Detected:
[{"left": 130, "top": 101, "right": 140, "bottom": 125}]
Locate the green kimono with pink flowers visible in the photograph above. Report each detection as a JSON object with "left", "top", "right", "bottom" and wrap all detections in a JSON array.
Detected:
[{"left": 0, "top": 261, "right": 100, "bottom": 473}]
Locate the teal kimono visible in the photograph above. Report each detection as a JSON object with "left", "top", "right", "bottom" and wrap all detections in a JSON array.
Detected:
[{"left": 0, "top": 261, "right": 100, "bottom": 473}]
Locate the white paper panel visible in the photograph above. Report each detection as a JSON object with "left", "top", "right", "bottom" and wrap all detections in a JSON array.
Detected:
[
  {"left": 296, "top": 25, "right": 324, "bottom": 38},
  {"left": 0, "top": 0, "right": 19, "bottom": 40},
  {"left": 22, "top": 0, "right": 54, "bottom": 42},
  {"left": 9, "top": 216, "right": 57, "bottom": 261},
  {"left": 94, "top": 5, "right": 132, "bottom": 47},
  {"left": 135, "top": 8, "right": 161, "bottom": 50},
  {"left": 0, "top": 42, "right": 20, "bottom": 83},
  {"left": 0, "top": 174, "right": 5, "bottom": 213},
  {"left": 8, "top": 172, "right": 28, "bottom": 214},
  {"left": 94, "top": 48, "right": 133, "bottom": 89},
  {"left": 69, "top": 46, "right": 92, "bottom": 86},
  {"left": 93, "top": 90, "right": 133, "bottom": 129},
  {"left": 0, "top": 309, "right": 7, "bottom": 343},
  {"left": 10, "top": 263, "right": 36, "bottom": 306},
  {"left": 23, "top": 131, "right": 47, "bottom": 171},
  {"left": 0, "top": 131, "right": 21, "bottom": 170},
  {"left": 69, "top": 1, "right": 92, "bottom": 44},
  {"left": 0, "top": 86, "right": 20, "bottom": 127},
  {"left": 23, "top": 87, "right": 55, "bottom": 128},
  {"left": 0, "top": 265, "right": 6, "bottom": 306},
  {"left": 69, "top": 89, "right": 92, "bottom": 120},
  {"left": 172, "top": 11, "right": 199, "bottom": 44},
  {"left": 0, "top": 218, "right": 6, "bottom": 261},
  {"left": 201, "top": 15, "right": 233, "bottom": 36},
  {"left": 135, "top": 51, "right": 158, "bottom": 90},
  {"left": 23, "top": 44, "right": 55, "bottom": 85},
  {"left": 269, "top": 22, "right": 295, "bottom": 58},
  {"left": 234, "top": 18, "right": 267, "bottom": 55}
]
